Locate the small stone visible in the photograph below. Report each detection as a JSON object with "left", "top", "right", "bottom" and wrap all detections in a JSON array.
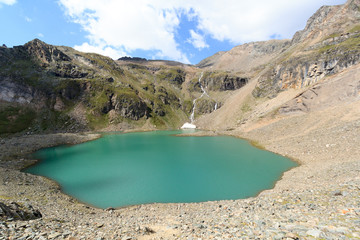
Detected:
[
  {"left": 306, "top": 229, "right": 323, "bottom": 238},
  {"left": 144, "top": 226, "right": 155, "bottom": 234},
  {"left": 274, "top": 232, "right": 286, "bottom": 240},
  {"left": 332, "top": 190, "right": 342, "bottom": 196},
  {"left": 334, "top": 227, "right": 348, "bottom": 234},
  {"left": 285, "top": 232, "right": 299, "bottom": 239},
  {"left": 48, "top": 232, "right": 61, "bottom": 239},
  {"left": 62, "top": 231, "right": 72, "bottom": 237}
]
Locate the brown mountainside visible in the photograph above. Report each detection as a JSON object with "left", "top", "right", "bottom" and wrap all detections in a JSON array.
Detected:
[{"left": 196, "top": 0, "right": 360, "bottom": 131}]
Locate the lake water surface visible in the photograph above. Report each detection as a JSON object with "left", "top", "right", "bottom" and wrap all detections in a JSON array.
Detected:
[{"left": 25, "top": 131, "right": 297, "bottom": 208}]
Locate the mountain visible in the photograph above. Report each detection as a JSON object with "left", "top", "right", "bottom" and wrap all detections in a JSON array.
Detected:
[
  {"left": 0, "top": 0, "right": 359, "bottom": 136},
  {"left": 1, "top": 1, "right": 360, "bottom": 238},
  {"left": 195, "top": 0, "right": 360, "bottom": 130},
  {"left": 0, "top": 39, "right": 247, "bottom": 134},
  {"left": 197, "top": 39, "right": 290, "bottom": 74}
]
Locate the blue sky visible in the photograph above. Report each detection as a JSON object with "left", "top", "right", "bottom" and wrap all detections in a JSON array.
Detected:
[{"left": 0, "top": 0, "right": 346, "bottom": 64}]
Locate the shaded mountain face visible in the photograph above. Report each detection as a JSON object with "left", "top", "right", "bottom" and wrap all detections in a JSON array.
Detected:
[
  {"left": 0, "top": 0, "right": 359, "bottom": 135},
  {"left": 0, "top": 39, "right": 187, "bottom": 133},
  {"left": 0, "top": 39, "right": 247, "bottom": 134}
]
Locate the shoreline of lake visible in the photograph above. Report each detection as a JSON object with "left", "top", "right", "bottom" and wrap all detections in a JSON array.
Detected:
[
  {"left": 24, "top": 130, "right": 297, "bottom": 209},
  {"left": 1, "top": 124, "right": 359, "bottom": 239}
]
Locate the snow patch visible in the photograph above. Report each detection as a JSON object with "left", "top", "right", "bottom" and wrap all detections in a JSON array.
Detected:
[{"left": 181, "top": 122, "right": 196, "bottom": 129}]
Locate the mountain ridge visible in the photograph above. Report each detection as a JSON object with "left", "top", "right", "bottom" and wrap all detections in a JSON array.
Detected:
[{"left": 0, "top": 0, "right": 359, "bottom": 134}]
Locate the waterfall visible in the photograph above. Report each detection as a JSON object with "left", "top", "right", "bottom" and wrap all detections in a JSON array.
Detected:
[
  {"left": 181, "top": 72, "right": 218, "bottom": 129},
  {"left": 189, "top": 72, "right": 205, "bottom": 123}
]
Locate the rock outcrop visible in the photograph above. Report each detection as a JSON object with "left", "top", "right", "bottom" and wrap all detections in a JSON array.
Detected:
[
  {"left": 0, "top": 202, "right": 42, "bottom": 221},
  {"left": 24, "top": 39, "right": 71, "bottom": 65},
  {"left": 253, "top": 0, "right": 360, "bottom": 98},
  {"left": 190, "top": 72, "right": 249, "bottom": 92}
]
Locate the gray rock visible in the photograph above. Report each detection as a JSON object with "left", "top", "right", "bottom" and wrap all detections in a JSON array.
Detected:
[{"left": 306, "top": 229, "right": 323, "bottom": 238}]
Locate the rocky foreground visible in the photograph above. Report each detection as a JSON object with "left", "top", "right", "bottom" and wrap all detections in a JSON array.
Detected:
[{"left": 0, "top": 113, "right": 359, "bottom": 240}]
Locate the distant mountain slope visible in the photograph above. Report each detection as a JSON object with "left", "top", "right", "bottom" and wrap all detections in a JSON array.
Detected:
[
  {"left": 197, "top": 40, "right": 290, "bottom": 74},
  {"left": 196, "top": 0, "right": 360, "bottom": 130},
  {"left": 253, "top": 0, "right": 360, "bottom": 98}
]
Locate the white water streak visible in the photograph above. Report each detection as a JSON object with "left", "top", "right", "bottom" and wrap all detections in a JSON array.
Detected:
[{"left": 189, "top": 72, "right": 218, "bottom": 123}]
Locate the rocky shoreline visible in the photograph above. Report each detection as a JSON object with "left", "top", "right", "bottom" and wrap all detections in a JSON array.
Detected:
[{"left": 1, "top": 117, "right": 360, "bottom": 240}]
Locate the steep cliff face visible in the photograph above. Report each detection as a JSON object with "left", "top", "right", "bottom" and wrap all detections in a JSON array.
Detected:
[
  {"left": 188, "top": 71, "right": 248, "bottom": 92},
  {"left": 292, "top": 0, "right": 360, "bottom": 44},
  {"left": 253, "top": 0, "right": 360, "bottom": 98}
]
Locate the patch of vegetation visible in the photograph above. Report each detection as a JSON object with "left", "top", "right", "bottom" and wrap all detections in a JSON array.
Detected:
[
  {"left": 86, "top": 112, "right": 109, "bottom": 130},
  {"left": 323, "top": 32, "right": 342, "bottom": 41},
  {"left": 349, "top": 25, "right": 360, "bottom": 33},
  {"left": 318, "top": 33, "right": 360, "bottom": 54},
  {"left": 182, "top": 100, "right": 193, "bottom": 114},
  {"left": 0, "top": 106, "right": 36, "bottom": 134},
  {"left": 37, "top": 109, "right": 72, "bottom": 132},
  {"left": 150, "top": 115, "right": 167, "bottom": 129},
  {"left": 156, "top": 68, "right": 185, "bottom": 87},
  {"left": 241, "top": 103, "right": 252, "bottom": 113},
  {"left": 249, "top": 140, "right": 266, "bottom": 150}
]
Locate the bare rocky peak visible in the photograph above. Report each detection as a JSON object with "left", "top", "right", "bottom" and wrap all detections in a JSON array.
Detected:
[
  {"left": 292, "top": 0, "right": 360, "bottom": 44},
  {"left": 198, "top": 0, "right": 359, "bottom": 74},
  {"left": 197, "top": 39, "right": 290, "bottom": 73},
  {"left": 23, "top": 39, "right": 71, "bottom": 64}
]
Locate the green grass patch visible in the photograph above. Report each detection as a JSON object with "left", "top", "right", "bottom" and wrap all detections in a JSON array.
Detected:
[
  {"left": 318, "top": 33, "right": 360, "bottom": 54},
  {"left": 323, "top": 32, "right": 341, "bottom": 41},
  {"left": 249, "top": 140, "right": 266, "bottom": 150},
  {"left": 156, "top": 68, "right": 185, "bottom": 86},
  {"left": 86, "top": 112, "right": 109, "bottom": 130},
  {"left": 241, "top": 103, "right": 252, "bottom": 113},
  {"left": 349, "top": 25, "right": 360, "bottom": 33},
  {"left": 0, "top": 106, "right": 36, "bottom": 134}
]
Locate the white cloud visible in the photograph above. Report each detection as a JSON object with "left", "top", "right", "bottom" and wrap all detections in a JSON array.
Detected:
[
  {"left": 187, "top": 30, "right": 209, "bottom": 50},
  {"left": 186, "top": 0, "right": 346, "bottom": 43},
  {"left": 0, "top": 0, "right": 16, "bottom": 6},
  {"left": 59, "top": 0, "right": 190, "bottom": 63},
  {"left": 25, "top": 16, "right": 32, "bottom": 22},
  {"left": 74, "top": 42, "right": 127, "bottom": 60},
  {"left": 37, "top": 33, "right": 44, "bottom": 38},
  {"left": 58, "top": 0, "right": 345, "bottom": 63}
]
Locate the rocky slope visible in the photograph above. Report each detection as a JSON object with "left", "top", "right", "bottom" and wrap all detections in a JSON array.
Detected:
[
  {"left": 1, "top": 0, "right": 360, "bottom": 239},
  {"left": 253, "top": 0, "right": 360, "bottom": 98},
  {"left": 196, "top": 0, "right": 360, "bottom": 130},
  {"left": 197, "top": 39, "right": 291, "bottom": 74}
]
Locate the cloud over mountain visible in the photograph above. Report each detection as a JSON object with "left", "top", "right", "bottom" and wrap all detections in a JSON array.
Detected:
[{"left": 59, "top": 0, "right": 345, "bottom": 62}]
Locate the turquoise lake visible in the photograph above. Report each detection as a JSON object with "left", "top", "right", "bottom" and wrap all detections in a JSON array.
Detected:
[{"left": 25, "top": 131, "right": 297, "bottom": 208}]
